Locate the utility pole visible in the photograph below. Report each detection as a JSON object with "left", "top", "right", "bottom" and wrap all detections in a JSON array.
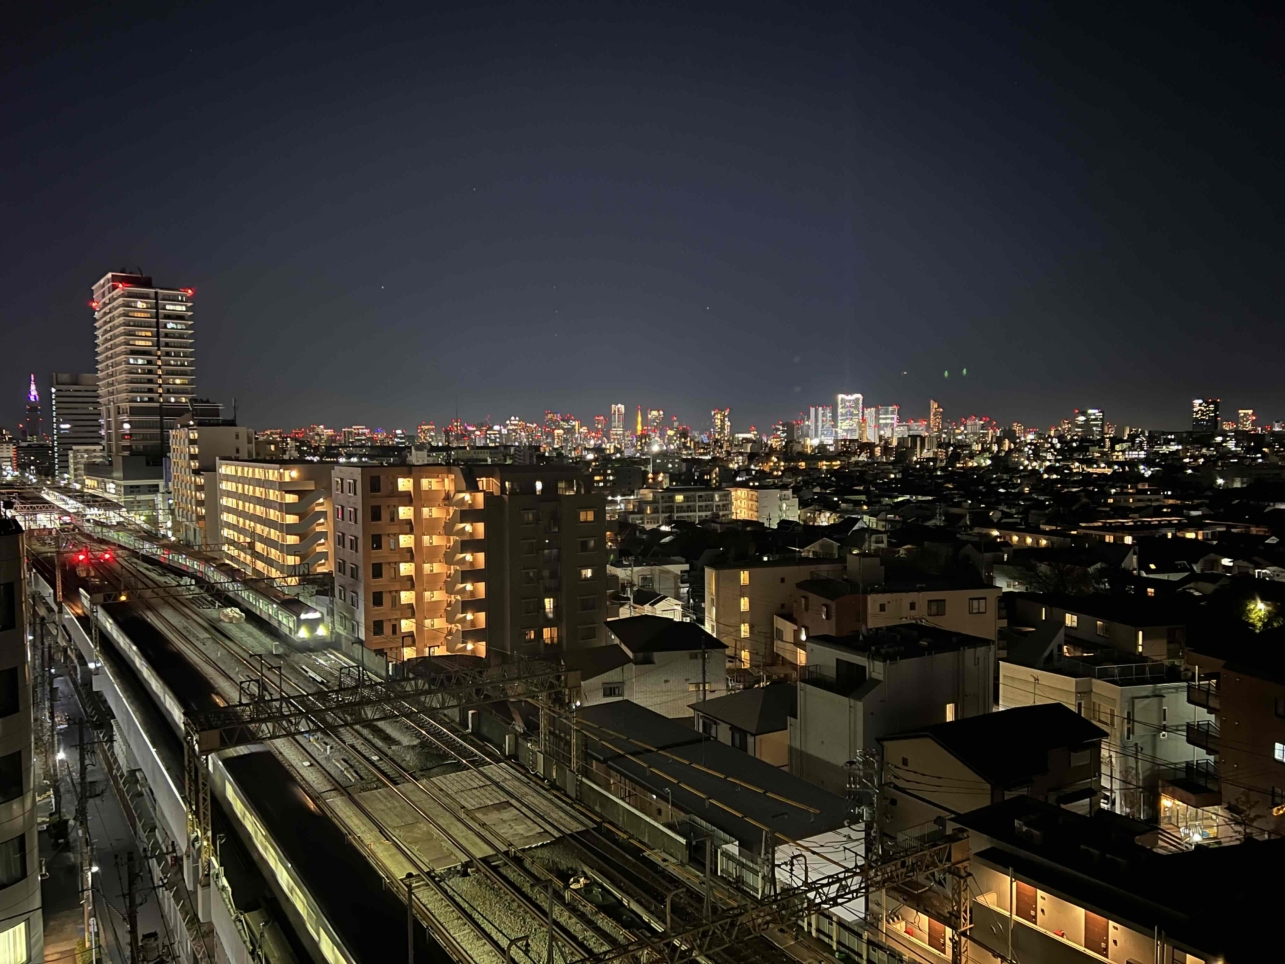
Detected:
[
  {"left": 78, "top": 719, "right": 93, "bottom": 956},
  {"left": 44, "top": 620, "right": 62, "bottom": 820},
  {"left": 127, "top": 851, "right": 139, "bottom": 964}
]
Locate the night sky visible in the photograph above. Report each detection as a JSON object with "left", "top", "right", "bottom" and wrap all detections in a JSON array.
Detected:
[{"left": 4, "top": 1, "right": 1282, "bottom": 434}]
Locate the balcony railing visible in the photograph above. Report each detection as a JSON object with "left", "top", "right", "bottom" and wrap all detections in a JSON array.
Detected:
[
  {"left": 1187, "top": 680, "right": 1219, "bottom": 712},
  {"left": 800, "top": 665, "right": 866, "bottom": 698},
  {"left": 1186, "top": 720, "right": 1220, "bottom": 755}
]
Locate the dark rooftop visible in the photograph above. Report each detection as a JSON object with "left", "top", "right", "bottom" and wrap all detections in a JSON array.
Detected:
[
  {"left": 809, "top": 624, "right": 994, "bottom": 660},
  {"left": 881, "top": 704, "right": 1106, "bottom": 789},
  {"left": 604, "top": 614, "right": 726, "bottom": 653},
  {"left": 690, "top": 682, "right": 796, "bottom": 735}
]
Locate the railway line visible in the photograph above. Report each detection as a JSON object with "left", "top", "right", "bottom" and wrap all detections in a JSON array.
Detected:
[{"left": 39, "top": 528, "right": 814, "bottom": 964}]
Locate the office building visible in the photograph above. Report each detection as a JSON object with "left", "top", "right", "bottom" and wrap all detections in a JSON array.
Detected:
[
  {"left": 1237, "top": 408, "right": 1255, "bottom": 431},
  {"left": 929, "top": 398, "right": 942, "bottom": 435},
  {"left": 216, "top": 460, "right": 334, "bottom": 580},
  {"left": 1073, "top": 407, "right": 1105, "bottom": 440},
  {"left": 877, "top": 404, "right": 899, "bottom": 439},
  {"left": 806, "top": 405, "right": 834, "bottom": 443},
  {"left": 0, "top": 515, "right": 44, "bottom": 964},
  {"left": 92, "top": 271, "right": 197, "bottom": 459},
  {"left": 609, "top": 403, "right": 625, "bottom": 448},
  {"left": 19, "top": 375, "right": 41, "bottom": 442},
  {"left": 171, "top": 424, "right": 254, "bottom": 547},
  {"left": 836, "top": 393, "right": 863, "bottom": 440},
  {"left": 1191, "top": 397, "right": 1219, "bottom": 433},
  {"left": 729, "top": 487, "right": 798, "bottom": 528},
  {"left": 66, "top": 446, "right": 106, "bottom": 488},
  {"left": 331, "top": 463, "right": 606, "bottom": 661},
  {"left": 50, "top": 373, "right": 100, "bottom": 479},
  {"left": 14, "top": 443, "right": 52, "bottom": 479}
]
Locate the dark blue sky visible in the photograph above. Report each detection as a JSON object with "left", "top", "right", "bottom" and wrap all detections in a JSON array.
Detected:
[{"left": 4, "top": 1, "right": 1282, "bottom": 434}]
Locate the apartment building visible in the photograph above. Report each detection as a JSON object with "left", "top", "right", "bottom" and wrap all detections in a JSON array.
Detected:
[
  {"left": 330, "top": 463, "right": 606, "bottom": 661},
  {"left": 953, "top": 796, "right": 1266, "bottom": 964},
  {"left": 1008, "top": 592, "right": 1188, "bottom": 663},
  {"left": 999, "top": 625, "right": 1210, "bottom": 823},
  {"left": 631, "top": 486, "right": 730, "bottom": 527},
  {"left": 216, "top": 460, "right": 333, "bottom": 580},
  {"left": 792, "top": 625, "right": 995, "bottom": 793},
  {"left": 793, "top": 574, "right": 1002, "bottom": 644},
  {"left": 729, "top": 487, "right": 799, "bottom": 528},
  {"left": 170, "top": 424, "right": 253, "bottom": 547},
  {"left": 704, "top": 557, "right": 844, "bottom": 673},
  {"left": 1176, "top": 646, "right": 1285, "bottom": 841},
  {"left": 0, "top": 517, "right": 43, "bottom": 964}
]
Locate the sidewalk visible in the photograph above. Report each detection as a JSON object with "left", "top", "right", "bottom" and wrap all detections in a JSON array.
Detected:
[{"left": 39, "top": 668, "right": 176, "bottom": 964}]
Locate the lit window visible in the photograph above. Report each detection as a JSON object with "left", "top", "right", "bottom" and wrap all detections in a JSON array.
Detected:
[
  {"left": 739, "top": 596, "right": 750, "bottom": 612},
  {"left": 1137, "top": 631, "right": 1144, "bottom": 653},
  {"left": 544, "top": 597, "right": 556, "bottom": 618},
  {"left": 0, "top": 919, "right": 28, "bottom": 964},
  {"left": 542, "top": 626, "right": 559, "bottom": 645},
  {"left": 580, "top": 567, "right": 594, "bottom": 580},
  {"left": 739, "top": 622, "right": 750, "bottom": 638},
  {"left": 1276, "top": 742, "right": 1285, "bottom": 763},
  {"left": 739, "top": 570, "right": 750, "bottom": 586},
  {"left": 1096, "top": 620, "right": 1108, "bottom": 636},
  {"left": 1065, "top": 613, "right": 1079, "bottom": 629},
  {"left": 579, "top": 509, "right": 595, "bottom": 523}
]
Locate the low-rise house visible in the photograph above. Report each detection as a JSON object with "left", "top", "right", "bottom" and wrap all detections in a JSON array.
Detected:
[
  {"left": 878, "top": 703, "right": 1106, "bottom": 839},
  {"left": 690, "top": 682, "right": 795, "bottom": 767}
]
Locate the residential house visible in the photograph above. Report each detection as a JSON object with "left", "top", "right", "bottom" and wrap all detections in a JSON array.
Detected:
[{"left": 691, "top": 682, "right": 795, "bottom": 767}]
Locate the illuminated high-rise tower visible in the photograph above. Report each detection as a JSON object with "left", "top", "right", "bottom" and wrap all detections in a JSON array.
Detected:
[
  {"left": 609, "top": 403, "right": 625, "bottom": 447},
  {"left": 836, "top": 393, "right": 863, "bottom": 440},
  {"left": 1191, "top": 398, "right": 1219, "bottom": 433},
  {"left": 20, "top": 374, "right": 41, "bottom": 441},
  {"left": 93, "top": 271, "right": 197, "bottom": 459},
  {"left": 711, "top": 408, "right": 731, "bottom": 453},
  {"left": 929, "top": 399, "right": 943, "bottom": 435}
]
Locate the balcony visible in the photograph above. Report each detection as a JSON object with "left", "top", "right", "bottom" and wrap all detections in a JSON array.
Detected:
[
  {"left": 1159, "top": 760, "right": 1220, "bottom": 809},
  {"left": 800, "top": 665, "right": 868, "bottom": 698},
  {"left": 1186, "top": 720, "right": 1220, "bottom": 755},
  {"left": 1187, "top": 679, "right": 1219, "bottom": 712}
]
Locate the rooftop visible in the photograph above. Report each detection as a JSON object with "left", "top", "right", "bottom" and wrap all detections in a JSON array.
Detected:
[
  {"left": 689, "top": 682, "right": 796, "bottom": 735},
  {"left": 604, "top": 614, "right": 726, "bottom": 653},
  {"left": 881, "top": 703, "right": 1106, "bottom": 789},
  {"left": 576, "top": 700, "right": 848, "bottom": 846},
  {"left": 809, "top": 624, "right": 994, "bottom": 661},
  {"left": 954, "top": 795, "right": 1278, "bottom": 960}
]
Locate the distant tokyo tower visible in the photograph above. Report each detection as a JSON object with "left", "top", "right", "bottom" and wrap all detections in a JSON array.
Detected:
[{"left": 21, "top": 373, "right": 42, "bottom": 441}]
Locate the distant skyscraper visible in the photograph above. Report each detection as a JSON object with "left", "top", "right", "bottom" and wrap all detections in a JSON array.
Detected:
[
  {"left": 929, "top": 399, "right": 943, "bottom": 435},
  {"left": 1237, "top": 408, "right": 1255, "bottom": 432},
  {"left": 807, "top": 405, "right": 835, "bottom": 442},
  {"left": 93, "top": 271, "right": 197, "bottom": 458},
  {"left": 416, "top": 421, "right": 436, "bottom": 443},
  {"left": 836, "top": 393, "right": 863, "bottom": 440},
  {"left": 51, "top": 373, "right": 101, "bottom": 478},
  {"left": 1192, "top": 398, "right": 1220, "bottom": 433},
  {"left": 647, "top": 408, "right": 664, "bottom": 436},
  {"left": 1072, "top": 408, "right": 1105, "bottom": 441},
  {"left": 610, "top": 403, "right": 625, "bottom": 447},
  {"left": 20, "top": 374, "right": 41, "bottom": 441},
  {"left": 877, "top": 404, "right": 899, "bottom": 440},
  {"left": 711, "top": 408, "right": 731, "bottom": 452}
]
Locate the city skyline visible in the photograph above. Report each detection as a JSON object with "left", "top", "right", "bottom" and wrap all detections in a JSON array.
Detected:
[{"left": 4, "top": 3, "right": 1282, "bottom": 435}]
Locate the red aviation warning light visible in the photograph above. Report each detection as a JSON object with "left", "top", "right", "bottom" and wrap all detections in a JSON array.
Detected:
[{"left": 180, "top": 287, "right": 194, "bottom": 296}]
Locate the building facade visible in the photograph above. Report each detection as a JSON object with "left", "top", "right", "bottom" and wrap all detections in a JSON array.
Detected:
[
  {"left": 50, "top": 373, "right": 100, "bottom": 480},
  {"left": 330, "top": 463, "right": 606, "bottom": 661},
  {"left": 171, "top": 425, "right": 254, "bottom": 547},
  {"left": 729, "top": 487, "right": 799, "bottom": 528},
  {"left": 216, "top": 460, "right": 333, "bottom": 580},
  {"left": 1191, "top": 397, "right": 1219, "bottom": 432},
  {"left": 0, "top": 517, "right": 43, "bottom": 964},
  {"left": 705, "top": 558, "right": 844, "bottom": 673},
  {"left": 836, "top": 393, "right": 863, "bottom": 441},
  {"left": 92, "top": 272, "right": 197, "bottom": 460}
]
